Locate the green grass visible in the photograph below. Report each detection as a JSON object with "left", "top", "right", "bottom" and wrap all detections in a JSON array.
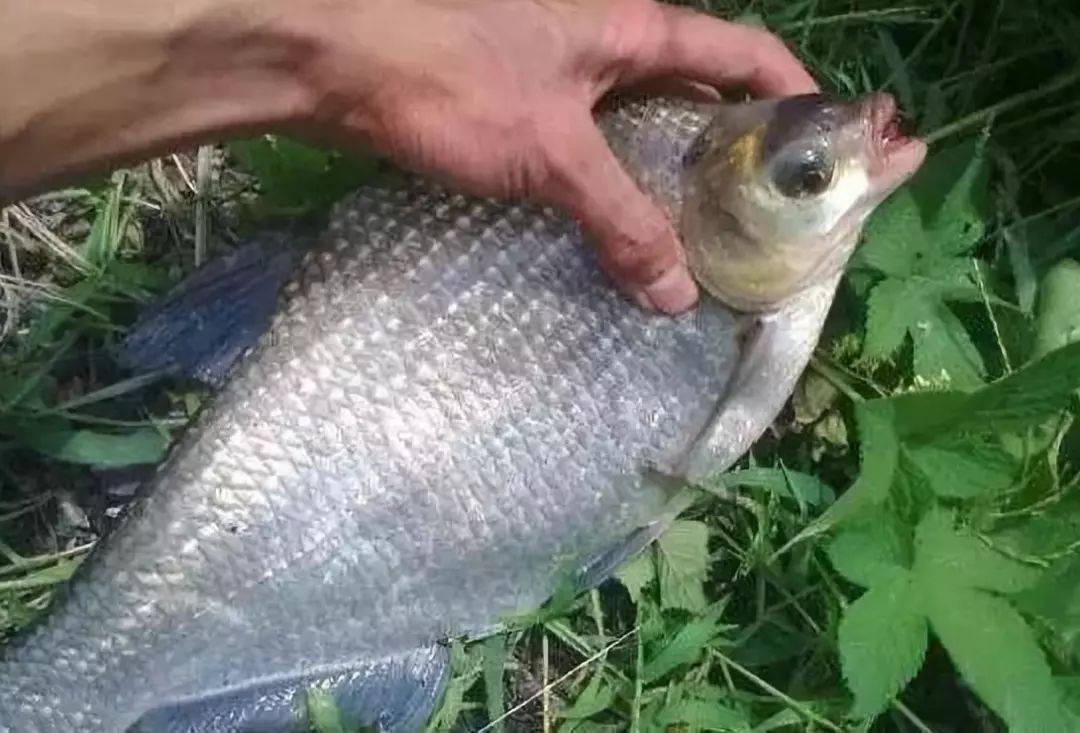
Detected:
[{"left": 4, "top": 0, "right": 1080, "bottom": 731}]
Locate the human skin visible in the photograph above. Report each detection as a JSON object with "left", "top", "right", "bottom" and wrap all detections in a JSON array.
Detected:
[{"left": 0, "top": 0, "right": 818, "bottom": 312}]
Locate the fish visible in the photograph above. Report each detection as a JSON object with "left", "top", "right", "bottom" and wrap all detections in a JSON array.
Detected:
[{"left": 0, "top": 91, "right": 925, "bottom": 732}]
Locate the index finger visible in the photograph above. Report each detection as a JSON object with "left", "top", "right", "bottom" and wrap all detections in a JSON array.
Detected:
[{"left": 640, "top": 6, "right": 818, "bottom": 97}]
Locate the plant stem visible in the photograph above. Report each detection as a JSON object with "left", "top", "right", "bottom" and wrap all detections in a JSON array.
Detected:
[
  {"left": 925, "top": 70, "right": 1080, "bottom": 145},
  {"left": 708, "top": 648, "right": 844, "bottom": 732}
]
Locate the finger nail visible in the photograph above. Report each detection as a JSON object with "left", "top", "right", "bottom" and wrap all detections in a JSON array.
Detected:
[
  {"left": 641, "top": 266, "right": 698, "bottom": 314},
  {"left": 631, "top": 288, "right": 657, "bottom": 311}
]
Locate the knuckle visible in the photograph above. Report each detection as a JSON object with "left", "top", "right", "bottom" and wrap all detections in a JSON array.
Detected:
[
  {"left": 598, "top": 211, "right": 676, "bottom": 283},
  {"left": 594, "top": 0, "right": 663, "bottom": 73}
]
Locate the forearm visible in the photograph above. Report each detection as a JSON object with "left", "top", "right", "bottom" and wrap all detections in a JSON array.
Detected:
[{"left": 0, "top": 0, "right": 318, "bottom": 203}]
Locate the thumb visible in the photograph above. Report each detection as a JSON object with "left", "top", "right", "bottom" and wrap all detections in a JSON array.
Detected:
[{"left": 542, "top": 111, "right": 698, "bottom": 314}]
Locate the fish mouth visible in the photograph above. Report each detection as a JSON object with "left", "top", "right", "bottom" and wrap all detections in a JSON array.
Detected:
[{"left": 866, "top": 92, "right": 926, "bottom": 185}]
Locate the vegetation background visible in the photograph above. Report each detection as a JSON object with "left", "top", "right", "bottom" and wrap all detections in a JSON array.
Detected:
[{"left": 3, "top": 0, "right": 1080, "bottom": 731}]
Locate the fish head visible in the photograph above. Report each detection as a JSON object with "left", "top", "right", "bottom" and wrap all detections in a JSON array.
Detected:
[{"left": 680, "top": 92, "right": 926, "bottom": 312}]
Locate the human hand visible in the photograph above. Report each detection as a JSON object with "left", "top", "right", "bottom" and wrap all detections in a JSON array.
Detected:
[
  {"left": 292, "top": 0, "right": 819, "bottom": 313},
  {"left": 1, "top": 0, "right": 816, "bottom": 313}
]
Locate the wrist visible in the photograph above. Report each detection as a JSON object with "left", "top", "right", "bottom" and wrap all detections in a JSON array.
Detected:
[{"left": 0, "top": 0, "right": 321, "bottom": 200}]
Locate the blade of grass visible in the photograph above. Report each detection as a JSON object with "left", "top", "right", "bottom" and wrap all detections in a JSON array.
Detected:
[
  {"left": 476, "top": 628, "right": 637, "bottom": 733},
  {"left": 925, "top": 70, "right": 1080, "bottom": 145}
]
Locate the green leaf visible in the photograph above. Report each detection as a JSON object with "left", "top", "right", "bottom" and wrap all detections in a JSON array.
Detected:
[
  {"left": 656, "top": 521, "right": 710, "bottom": 613},
  {"left": 992, "top": 495, "right": 1080, "bottom": 559},
  {"left": 720, "top": 467, "right": 835, "bottom": 506},
  {"left": 887, "top": 390, "right": 972, "bottom": 439},
  {"left": 914, "top": 509, "right": 1041, "bottom": 594},
  {"left": 83, "top": 175, "right": 128, "bottom": 271},
  {"left": 1059, "top": 677, "right": 1080, "bottom": 727},
  {"left": 728, "top": 624, "right": 811, "bottom": 668},
  {"left": 909, "top": 300, "right": 985, "bottom": 388},
  {"left": 946, "top": 340, "right": 1080, "bottom": 435},
  {"left": 801, "top": 400, "right": 900, "bottom": 535},
  {"left": 425, "top": 641, "right": 483, "bottom": 733},
  {"left": 838, "top": 572, "right": 927, "bottom": 719},
  {"left": 1015, "top": 555, "right": 1080, "bottom": 666},
  {"left": 557, "top": 672, "right": 617, "bottom": 720},
  {"left": 856, "top": 140, "right": 991, "bottom": 374},
  {"left": 903, "top": 439, "right": 1018, "bottom": 499},
  {"left": 749, "top": 709, "right": 804, "bottom": 733},
  {"left": 9, "top": 419, "right": 168, "bottom": 467},
  {"left": 890, "top": 341, "right": 1080, "bottom": 440},
  {"left": 616, "top": 551, "right": 656, "bottom": 605},
  {"left": 827, "top": 512, "right": 910, "bottom": 588},
  {"left": 1033, "top": 259, "right": 1080, "bottom": 361},
  {"left": 858, "top": 188, "right": 924, "bottom": 278},
  {"left": 643, "top": 602, "right": 729, "bottom": 684},
  {"left": 0, "top": 559, "right": 80, "bottom": 592},
  {"left": 230, "top": 135, "right": 379, "bottom": 216},
  {"left": 923, "top": 581, "right": 1067, "bottom": 733},
  {"left": 857, "top": 138, "right": 989, "bottom": 279},
  {"left": 481, "top": 635, "right": 507, "bottom": 733},
  {"left": 652, "top": 698, "right": 750, "bottom": 732},
  {"left": 861, "top": 278, "right": 916, "bottom": 362},
  {"left": 305, "top": 688, "right": 351, "bottom": 733},
  {"left": 920, "top": 139, "right": 990, "bottom": 256}
]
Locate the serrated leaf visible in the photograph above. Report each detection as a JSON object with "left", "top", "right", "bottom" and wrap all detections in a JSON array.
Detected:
[
  {"left": 652, "top": 698, "right": 750, "bottom": 732},
  {"left": 643, "top": 603, "right": 728, "bottom": 683},
  {"left": 839, "top": 572, "right": 927, "bottom": 719},
  {"left": 827, "top": 512, "right": 910, "bottom": 588},
  {"left": 914, "top": 509, "right": 1041, "bottom": 594},
  {"left": 862, "top": 278, "right": 916, "bottom": 362},
  {"left": 857, "top": 139, "right": 989, "bottom": 279},
  {"left": 923, "top": 581, "right": 1067, "bottom": 733},
  {"left": 656, "top": 520, "right": 710, "bottom": 612},
  {"left": 920, "top": 138, "right": 990, "bottom": 256},
  {"left": 616, "top": 551, "right": 656, "bottom": 605},
  {"left": 918, "top": 259, "right": 985, "bottom": 303},
  {"left": 857, "top": 188, "right": 925, "bottom": 278},
  {"left": 909, "top": 300, "right": 985, "bottom": 389},
  {"left": 903, "top": 439, "right": 1018, "bottom": 499}
]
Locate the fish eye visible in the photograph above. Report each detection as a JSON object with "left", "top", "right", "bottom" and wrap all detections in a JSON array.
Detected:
[{"left": 772, "top": 146, "right": 835, "bottom": 199}]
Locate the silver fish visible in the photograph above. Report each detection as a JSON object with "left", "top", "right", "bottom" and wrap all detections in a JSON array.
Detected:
[{"left": 0, "top": 92, "right": 924, "bottom": 732}]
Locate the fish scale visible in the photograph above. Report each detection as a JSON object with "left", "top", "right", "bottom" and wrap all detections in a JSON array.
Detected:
[{"left": 0, "top": 90, "right": 913, "bottom": 731}]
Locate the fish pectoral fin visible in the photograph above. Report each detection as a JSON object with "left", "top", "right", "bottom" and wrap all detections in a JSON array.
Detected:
[
  {"left": 127, "top": 645, "right": 450, "bottom": 733},
  {"left": 674, "top": 277, "right": 840, "bottom": 486},
  {"left": 114, "top": 233, "right": 305, "bottom": 387}
]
